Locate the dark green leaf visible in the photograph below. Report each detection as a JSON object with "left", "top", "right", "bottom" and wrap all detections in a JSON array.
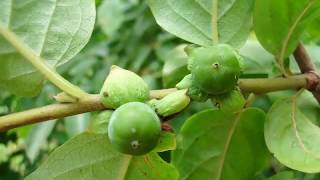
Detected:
[{"left": 172, "top": 108, "right": 270, "bottom": 180}]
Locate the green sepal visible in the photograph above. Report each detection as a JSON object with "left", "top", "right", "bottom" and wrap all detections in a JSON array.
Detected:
[{"left": 155, "top": 89, "right": 190, "bottom": 117}]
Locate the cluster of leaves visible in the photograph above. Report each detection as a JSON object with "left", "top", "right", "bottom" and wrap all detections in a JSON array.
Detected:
[{"left": 1, "top": 0, "right": 320, "bottom": 179}]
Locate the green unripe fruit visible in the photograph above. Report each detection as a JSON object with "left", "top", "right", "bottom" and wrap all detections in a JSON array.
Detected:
[
  {"left": 108, "top": 102, "right": 161, "bottom": 155},
  {"left": 189, "top": 44, "right": 241, "bottom": 95},
  {"left": 100, "top": 66, "right": 150, "bottom": 108},
  {"left": 154, "top": 90, "right": 190, "bottom": 117}
]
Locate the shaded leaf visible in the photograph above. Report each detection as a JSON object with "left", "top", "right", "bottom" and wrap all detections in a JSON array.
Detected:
[
  {"left": 162, "top": 44, "right": 189, "bottom": 88},
  {"left": 97, "top": 0, "right": 126, "bottom": 37},
  {"left": 64, "top": 113, "right": 91, "bottom": 138},
  {"left": 267, "top": 171, "right": 296, "bottom": 180},
  {"left": 25, "top": 120, "right": 57, "bottom": 163},
  {"left": 172, "top": 108, "right": 269, "bottom": 180}
]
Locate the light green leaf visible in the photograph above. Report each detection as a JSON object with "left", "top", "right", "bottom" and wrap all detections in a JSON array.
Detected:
[
  {"left": 253, "top": 0, "right": 320, "bottom": 61},
  {"left": 26, "top": 133, "right": 179, "bottom": 180},
  {"left": 153, "top": 132, "right": 176, "bottom": 152},
  {"left": 162, "top": 44, "right": 189, "bottom": 88},
  {"left": 265, "top": 96, "right": 320, "bottom": 173},
  {"left": 87, "top": 110, "right": 113, "bottom": 134},
  {"left": 172, "top": 108, "right": 269, "bottom": 180},
  {"left": 0, "top": 0, "right": 96, "bottom": 96},
  {"left": 147, "top": 0, "right": 254, "bottom": 48},
  {"left": 25, "top": 120, "right": 57, "bottom": 163},
  {"left": 239, "top": 40, "right": 274, "bottom": 76},
  {"left": 97, "top": 0, "right": 126, "bottom": 37},
  {"left": 64, "top": 113, "right": 91, "bottom": 138}
]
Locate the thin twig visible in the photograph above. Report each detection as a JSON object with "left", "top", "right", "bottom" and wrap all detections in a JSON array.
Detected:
[
  {"left": 293, "top": 42, "right": 320, "bottom": 103},
  {"left": 0, "top": 76, "right": 310, "bottom": 132}
]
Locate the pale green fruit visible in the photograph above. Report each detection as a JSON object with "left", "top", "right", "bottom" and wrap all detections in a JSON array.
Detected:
[{"left": 100, "top": 66, "right": 150, "bottom": 108}]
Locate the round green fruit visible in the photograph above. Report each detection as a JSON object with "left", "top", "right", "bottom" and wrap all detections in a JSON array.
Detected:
[
  {"left": 100, "top": 66, "right": 150, "bottom": 108},
  {"left": 108, "top": 102, "right": 161, "bottom": 155},
  {"left": 189, "top": 44, "right": 241, "bottom": 95}
]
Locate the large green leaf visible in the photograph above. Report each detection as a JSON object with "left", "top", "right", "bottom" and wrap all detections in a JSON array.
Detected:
[
  {"left": 0, "top": 0, "right": 96, "bottom": 96},
  {"left": 265, "top": 95, "right": 320, "bottom": 173},
  {"left": 147, "top": 0, "right": 254, "bottom": 48},
  {"left": 26, "top": 133, "right": 178, "bottom": 180},
  {"left": 172, "top": 108, "right": 269, "bottom": 180},
  {"left": 253, "top": 0, "right": 320, "bottom": 61}
]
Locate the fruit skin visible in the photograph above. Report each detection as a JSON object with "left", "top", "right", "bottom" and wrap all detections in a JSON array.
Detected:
[
  {"left": 108, "top": 102, "right": 161, "bottom": 155},
  {"left": 154, "top": 89, "right": 190, "bottom": 117},
  {"left": 100, "top": 66, "right": 150, "bottom": 108},
  {"left": 189, "top": 44, "right": 241, "bottom": 95}
]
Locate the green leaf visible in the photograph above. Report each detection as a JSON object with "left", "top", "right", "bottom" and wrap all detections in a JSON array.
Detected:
[
  {"left": 0, "top": 0, "right": 96, "bottom": 96},
  {"left": 304, "top": 17, "right": 320, "bottom": 42},
  {"left": 172, "top": 108, "right": 269, "bottom": 180},
  {"left": 253, "top": 0, "right": 320, "bottom": 60},
  {"left": 64, "top": 114, "right": 91, "bottom": 138},
  {"left": 147, "top": 0, "right": 254, "bottom": 48},
  {"left": 162, "top": 44, "right": 189, "bottom": 88},
  {"left": 88, "top": 110, "right": 113, "bottom": 134},
  {"left": 153, "top": 132, "right": 176, "bottom": 152},
  {"left": 267, "top": 171, "right": 296, "bottom": 180},
  {"left": 26, "top": 133, "right": 179, "bottom": 180},
  {"left": 25, "top": 120, "right": 57, "bottom": 163},
  {"left": 265, "top": 95, "right": 320, "bottom": 173},
  {"left": 239, "top": 40, "right": 274, "bottom": 77},
  {"left": 97, "top": 0, "right": 126, "bottom": 37}
]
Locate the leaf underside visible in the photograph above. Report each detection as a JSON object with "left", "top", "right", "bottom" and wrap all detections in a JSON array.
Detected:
[
  {"left": 147, "top": 0, "right": 254, "bottom": 48},
  {"left": 0, "top": 0, "right": 96, "bottom": 96}
]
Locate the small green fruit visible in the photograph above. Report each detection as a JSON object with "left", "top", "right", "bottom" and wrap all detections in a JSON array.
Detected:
[
  {"left": 155, "top": 90, "right": 190, "bottom": 117},
  {"left": 100, "top": 66, "right": 150, "bottom": 108},
  {"left": 189, "top": 44, "right": 241, "bottom": 95},
  {"left": 108, "top": 102, "right": 161, "bottom": 155}
]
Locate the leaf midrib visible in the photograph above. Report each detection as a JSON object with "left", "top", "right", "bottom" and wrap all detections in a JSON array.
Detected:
[
  {"left": 290, "top": 96, "right": 320, "bottom": 160},
  {"left": 278, "top": 0, "right": 316, "bottom": 62},
  {"left": 215, "top": 111, "right": 243, "bottom": 180}
]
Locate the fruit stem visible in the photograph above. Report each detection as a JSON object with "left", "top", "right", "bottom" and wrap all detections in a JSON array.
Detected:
[{"left": 0, "top": 24, "right": 89, "bottom": 100}]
